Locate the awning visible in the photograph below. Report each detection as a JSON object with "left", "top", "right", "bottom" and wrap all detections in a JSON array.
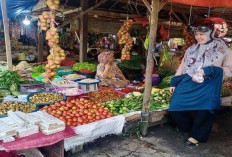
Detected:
[
  {"left": 172, "top": 0, "right": 232, "bottom": 7},
  {"left": 0, "top": 0, "right": 38, "bottom": 19}
]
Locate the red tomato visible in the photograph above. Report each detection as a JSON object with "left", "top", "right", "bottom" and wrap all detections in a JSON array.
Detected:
[
  {"left": 67, "top": 122, "right": 72, "bottom": 126},
  {"left": 78, "top": 117, "right": 83, "bottom": 123},
  {"left": 88, "top": 119, "right": 94, "bottom": 123},
  {"left": 71, "top": 100, "right": 75, "bottom": 103},
  {"left": 80, "top": 98, "right": 85, "bottom": 102},
  {"left": 95, "top": 111, "right": 100, "bottom": 116},
  {"left": 96, "top": 116, "right": 100, "bottom": 120},
  {"left": 100, "top": 115, "right": 106, "bottom": 119},
  {"left": 51, "top": 105, "right": 57, "bottom": 110},
  {"left": 79, "top": 112, "right": 84, "bottom": 116},
  {"left": 83, "top": 110, "right": 88, "bottom": 115},
  {"left": 60, "top": 101, "right": 66, "bottom": 105},
  {"left": 67, "top": 103, "right": 73, "bottom": 108},
  {"left": 102, "top": 112, "right": 108, "bottom": 116},
  {"left": 75, "top": 113, "right": 80, "bottom": 117},
  {"left": 72, "top": 122, "right": 77, "bottom": 126},
  {"left": 73, "top": 118, "right": 77, "bottom": 122},
  {"left": 56, "top": 110, "right": 62, "bottom": 115},
  {"left": 98, "top": 108, "right": 104, "bottom": 113},
  {"left": 54, "top": 114, "right": 60, "bottom": 118},
  {"left": 66, "top": 115, "right": 71, "bottom": 119},
  {"left": 87, "top": 115, "right": 93, "bottom": 120},
  {"left": 107, "top": 115, "right": 112, "bottom": 118},
  {"left": 72, "top": 106, "right": 77, "bottom": 110},
  {"left": 87, "top": 112, "right": 92, "bottom": 116},
  {"left": 82, "top": 115, "right": 87, "bottom": 120}
]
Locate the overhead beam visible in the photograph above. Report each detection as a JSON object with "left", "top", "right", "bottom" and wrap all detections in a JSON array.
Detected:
[
  {"left": 159, "top": 0, "right": 168, "bottom": 11},
  {"left": 141, "top": 0, "right": 152, "bottom": 12},
  {"left": 181, "top": 13, "right": 189, "bottom": 24},
  {"left": 57, "top": 0, "right": 108, "bottom": 29},
  {"left": 172, "top": 12, "right": 185, "bottom": 25}
]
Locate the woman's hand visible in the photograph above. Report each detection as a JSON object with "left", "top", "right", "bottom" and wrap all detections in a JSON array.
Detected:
[{"left": 169, "top": 87, "right": 176, "bottom": 94}]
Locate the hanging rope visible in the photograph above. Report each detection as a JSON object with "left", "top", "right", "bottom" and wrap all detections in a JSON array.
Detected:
[
  {"left": 208, "top": 7, "right": 211, "bottom": 17},
  {"left": 168, "top": 2, "right": 173, "bottom": 38},
  {"left": 188, "top": 5, "right": 193, "bottom": 25}
]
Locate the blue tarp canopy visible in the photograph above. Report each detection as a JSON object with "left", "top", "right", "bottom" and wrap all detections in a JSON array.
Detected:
[{"left": 0, "top": 0, "right": 38, "bottom": 20}]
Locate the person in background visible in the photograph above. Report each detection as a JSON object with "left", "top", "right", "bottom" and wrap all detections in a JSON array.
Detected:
[
  {"left": 169, "top": 17, "right": 232, "bottom": 146},
  {"left": 96, "top": 50, "right": 129, "bottom": 88}
]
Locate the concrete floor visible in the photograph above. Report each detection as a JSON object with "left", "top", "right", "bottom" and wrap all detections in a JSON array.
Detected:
[{"left": 67, "top": 109, "right": 232, "bottom": 157}]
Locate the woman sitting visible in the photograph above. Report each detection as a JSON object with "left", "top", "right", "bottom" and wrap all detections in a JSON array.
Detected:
[
  {"left": 169, "top": 17, "right": 232, "bottom": 146},
  {"left": 96, "top": 51, "right": 129, "bottom": 88}
]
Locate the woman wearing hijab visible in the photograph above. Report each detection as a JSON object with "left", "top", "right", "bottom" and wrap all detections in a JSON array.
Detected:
[
  {"left": 169, "top": 17, "right": 232, "bottom": 146},
  {"left": 96, "top": 50, "right": 129, "bottom": 88}
]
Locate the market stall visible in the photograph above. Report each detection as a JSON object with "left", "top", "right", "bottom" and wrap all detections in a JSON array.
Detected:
[{"left": 1, "top": 0, "right": 232, "bottom": 156}]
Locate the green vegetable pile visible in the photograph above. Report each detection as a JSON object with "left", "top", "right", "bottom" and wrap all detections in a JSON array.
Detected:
[
  {"left": 149, "top": 90, "right": 171, "bottom": 111},
  {"left": 19, "top": 80, "right": 43, "bottom": 85},
  {"left": 157, "top": 75, "right": 174, "bottom": 89},
  {"left": 157, "top": 69, "right": 176, "bottom": 78},
  {"left": 104, "top": 92, "right": 143, "bottom": 115},
  {"left": 104, "top": 90, "right": 171, "bottom": 115},
  {"left": 118, "top": 55, "right": 145, "bottom": 70},
  {"left": 160, "top": 42, "right": 172, "bottom": 66},
  {"left": 32, "top": 65, "right": 45, "bottom": 73},
  {"left": 221, "top": 87, "right": 232, "bottom": 97},
  {"left": 73, "top": 62, "right": 97, "bottom": 72},
  {"left": 0, "top": 71, "right": 22, "bottom": 89},
  {"left": 0, "top": 71, "right": 22, "bottom": 97}
]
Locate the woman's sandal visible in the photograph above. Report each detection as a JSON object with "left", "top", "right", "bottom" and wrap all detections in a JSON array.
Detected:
[{"left": 184, "top": 138, "right": 199, "bottom": 146}]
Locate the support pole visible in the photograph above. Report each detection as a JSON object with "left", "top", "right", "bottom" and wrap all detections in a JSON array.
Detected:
[
  {"left": 79, "top": 0, "right": 88, "bottom": 62},
  {"left": 38, "top": 29, "right": 44, "bottom": 62},
  {"left": 1, "top": 0, "right": 12, "bottom": 71},
  {"left": 141, "top": 0, "right": 160, "bottom": 136}
]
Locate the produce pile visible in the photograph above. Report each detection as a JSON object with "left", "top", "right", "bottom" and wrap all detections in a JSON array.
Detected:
[
  {"left": 104, "top": 90, "right": 171, "bottom": 115},
  {"left": 54, "top": 88, "right": 82, "bottom": 96},
  {"left": 32, "top": 65, "right": 45, "bottom": 74},
  {"left": 72, "top": 62, "right": 97, "bottom": 73},
  {"left": 29, "top": 92, "right": 63, "bottom": 104},
  {"left": 117, "top": 87, "right": 139, "bottom": 94},
  {"left": 63, "top": 74, "right": 85, "bottom": 81},
  {"left": 79, "top": 79, "right": 100, "bottom": 83},
  {"left": 179, "top": 27, "right": 196, "bottom": 63},
  {"left": 221, "top": 82, "right": 232, "bottom": 97},
  {"left": 38, "top": 1, "right": 65, "bottom": 82},
  {"left": 117, "top": 19, "right": 134, "bottom": 60},
  {"left": 157, "top": 75, "right": 174, "bottom": 89},
  {"left": 160, "top": 42, "right": 172, "bottom": 66},
  {"left": 46, "top": 0, "right": 60, "bottom": 10},
  {"left": 0, "top": 71, "right": 21, "bottom": 97},
  {"left": 0, "top": 101, "right": 36, "bottom": 116},
  {"left": 149, "top": 89, "right": 172, "bottom": 111},
  {"left": 87, "top": 88, "right": 125, "bottom": 103},
  {"left": 157, "top": 69, "right": 176, "bottom": 78},
  {"left": 40, "top": 98, "right": 113, "bottom": 127},
  {"left": 38, "top": 11, "right": 55, "bottom": 31},
  {"left": 104, "top": 92, "right": 143, "bottom": 115},
  {"left": 61, "top": 57, "right": 76, "bottom": 67}
]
